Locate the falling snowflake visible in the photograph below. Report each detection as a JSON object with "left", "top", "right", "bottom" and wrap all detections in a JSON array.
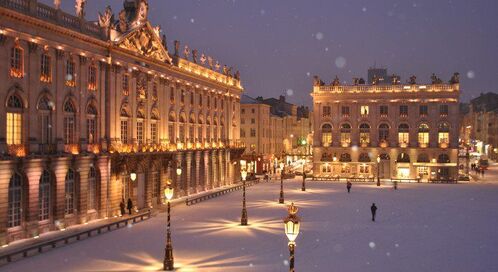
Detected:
[
  {"left": 249, "top": 263, "right": 254, "bottom": 267},
  {"left": 286, "top": 89, "right": 294, "bottom": 96},
  {"left": 362, "top": 7, "right": 367, "bottom": 12},
  {"left": 283, "top": 260, "right": 289, "bottom": 266},
  {"left": 335, "top": 56, "right": 347, "bottom": 68},
  {"left": 172, "top": 15, "right": 178, "bottom": 20},
  {"left": 386, "top": 252, "right": 391, "bottom": 257},
  {"left": 260, "top": 9, "right": 266, "bottom": 15},
  {"left": 369, "top": 242, "right": 376, "bottom": 249},
  {"left": 190, "top": 18, "right": 195, "bottom": 23},
  {"left": 306, "top": 72, "right": 311, "bottom": 77},
  {"left": 315, "top": 32, "right": 324, "bottom": 41},
  {"left": 395, "top": 243, "right": 400, "bottom": 248},
  {"left": 325, "top": 47, "right": 329, "bottom": 52},
  {"left": 467, "top": 70, "right": 475, "bottom": 79}
]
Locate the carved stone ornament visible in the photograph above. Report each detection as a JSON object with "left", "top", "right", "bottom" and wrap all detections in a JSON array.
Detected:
[
  {"left": 200, "top": 54, "right": 207, "bottom": 65},
  {"left": 332, "top": 76, "right": 340, "bottom": 86},
  {"left": 54, "top": 0, "right": 61, "bottom": 9},
  {"left": 183, "top": 45, "right": 190, "bottom": 59},
  {"left": 98, "top": 6, "right": 114, "bottom": 28},
  {"left": 75, "top": 0, "right": 86, "bottom": 19},
  {"left": 207, "top": 56, "right": 214, "bottom": 69},
  {"left": 117, "top": 26, "right": 172, "bottom": 63},
  {"left": 450, "top": 72, "right": 460, "bottom": 84},
  {"left": 215, "top": 61, "right": 220, "bottom": 71}
]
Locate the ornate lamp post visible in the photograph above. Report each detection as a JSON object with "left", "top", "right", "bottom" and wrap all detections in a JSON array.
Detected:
[
  {"left": 301, "top": 162, "right": 306, "bottom": 192},
  {"left": 376, "top": 156, "right": 381, "bottom": 186},
  {"left": 279, "top": 162, "right": 285, "bottom": 204},
  {"left": 240, "top": 164, "right": 248, "bottom": 226},
  {"left": 284, "top": 203, "right": 301, "bottom": 272},
  {"left": 163, "top": 183, "right": 174, "bottom": 271}
]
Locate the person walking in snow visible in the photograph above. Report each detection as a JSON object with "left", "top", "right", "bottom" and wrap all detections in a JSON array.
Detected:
[
  {"left": 371, "top": 203, "right": 378, "bottom": 222},
  {"left": 120, "top": 198, "right": 126, "bottom": 216},
  {"left": 346, "top": 181, "right": 352, "bottom": 193},
  {"left": 127, "top": 198, "right": 133, "bottom": 215}
]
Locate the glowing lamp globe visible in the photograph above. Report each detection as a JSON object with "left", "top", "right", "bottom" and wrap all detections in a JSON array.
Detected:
[
  {"left": 377, "top": 156, "right": 381, "bottom": 163},
  {"left": 164, "top": 187, "right": 174, "bottom": 201},
  {"left": 284, "top": 203, "right": 300, "bottom": 243},
  {"left": 241, "top": 170, "right": 248, "bottom": 181},
  {"left": 176, "top": 167, "right": 182, "bottom": 176},
  {"left": 279, "top": 162, "right": 285, "bottom": 170},
  {"left": 130, "top": 172, "right": 137, "bottom": 182}
]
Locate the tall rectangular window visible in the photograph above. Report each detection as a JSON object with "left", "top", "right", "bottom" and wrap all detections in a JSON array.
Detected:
[
  {"left": 88, "top": 66, "right": 97, "bottom": 91},
  {"left": 122, "top": 74, "right": 129, "bottom": 96},
  {"left": 65, "top": 60, "right": 76, "bottom": 87},
  {"left": 399, "top": 105, "right": 408, "bottom": 117},
  {"left": 250, "top": 128, "right": 256, "bottom": 137},
  {"left": 136, "top": 122, "right": 144, "bottom": 144},
  {"left": 40, "top": 54, "right": 51, "bottom": 82},
  {"left": 322, "top": 106, "right": 331, "bottom": 117},
  {"left": 341, "top": 106, "right": 349, "bottom": 116},
  {"left": 6, "top": 113, "right": 22, "bottom": 145},
  {"left": 419, "top": 105, "right": 428, "bottom": 116},
  {"left": 440, "top": 105, "right": 449, "bottom": 116},
  {"left": 360, "top": 105, "right": 369, "bottom": 116},
  {"left": 380, "top": 105, "right": 388, "bottom": 116},
  {"left": 120, "top": 120, "right": 128, "bottom": 144},
  {"left": 10, "top": 45, "right": 23, "bottom": 78},
  {"left": 150, "top": 123, "right": 158, "bottom": 143},
  {"left": 87, "top": 118, "right": 96, "bottom": 144},
  {"left": 168, "top": 124, "right": 175, "bottom": 142},
  {"left": 40, "top": 114, "right": 51, "bottom": 144},
  {"left": 63, "top": 116, "right": 75, "bottom": 144}
]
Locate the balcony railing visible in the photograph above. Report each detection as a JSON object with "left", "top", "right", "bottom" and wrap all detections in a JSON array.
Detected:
[{"left": 64, "top": 144, "right": 80, "bottom": 155}]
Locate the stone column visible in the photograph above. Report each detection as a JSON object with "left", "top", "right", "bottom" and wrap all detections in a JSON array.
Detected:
[
  {"left": 219, "top": 150, "right": 225, "bottom": 186},
  {"left": 211, "top": 150, "right": 218, "bottom": 188},
  {"left": 185, "top": 152, "right": 192, "bottom": 196},
  {"left": 194, "top": 151, "right": 201, "bottom": 193},
  {"left": 175, "top": 153, "right": 183, "bottom": 197},
  {"left": 204, "top": 151, "right": 210, "bottom": 190},
  {"left": 97, "top": 156, "right": 110, "bottom": 218}
]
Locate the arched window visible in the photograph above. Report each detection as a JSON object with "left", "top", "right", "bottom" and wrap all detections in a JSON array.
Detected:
[
  {"left": 321, "top": 124, "right": 332, "bottom": 147},
  {"left": 418, "top": 123, "right": 430, "bottom": 147},
  {"left": 86, "top": 104, "right": 98, "bottom": 144},
  {"left": 397, "top": 152, "right": 410, "bottom": 163},
  {"left": 8, "top": 173, "right": 23, "bottom": 228},
  {"left": 63, "top": 100, "right": 76, "bottom": 144},
  {"left": 6, "top": 95, "right": 24, "bottom": 145},
  {"left": 438, "top": 154, "right": 450, "bottom": 163},
  {"left": 359, "top": 153, "right": 371, "bottom": 162},
  {"left": 38, "top": 96, "right": 53, "bottom": 144},
  {"left": 39, "top": 170, "right": 51, "bottom": 221},
  {"left": 359, "top": 123, "right": 370, "bottom": 145},
  {"left": 88, "top": 167, "right": 97, "bottom": 211},
  {"left": 398, "top": 124, "right": 409, "bottom": 146},
  {"left": 340, "top": 123, "right": 351, "bottom": 146},
  {"left": 438, "top": 123, "right": 450, "bottom": 146},
  {"left": 65, "top": 169, "right": 75, "bottom": 215},
  {"left": 339, "top": 153, "right": 352, "bottom": 162},
  {"left": 378, "top": 123, "right": 389, "bottom": 142}
]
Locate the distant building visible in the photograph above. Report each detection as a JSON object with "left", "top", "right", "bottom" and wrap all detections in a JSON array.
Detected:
[
  {"left": 240, "top": 94, "right": 312, "bottom": 174},
  {"left": 312, "top": 72, "right": 461, "bottom": 181},
  {"left": 463, "top": 92, "right": 498, "bottom": 160},
  {"left": 367, "top": 67, "right": 389, "bottom": 85}
]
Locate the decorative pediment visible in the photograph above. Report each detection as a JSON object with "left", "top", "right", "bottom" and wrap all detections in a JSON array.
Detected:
[{"left": 116, "top": 23, "right": 172, "bottom": 64}]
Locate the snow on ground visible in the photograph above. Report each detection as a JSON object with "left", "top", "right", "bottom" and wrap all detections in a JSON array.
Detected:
[{"left": 2, "top": 179, "right": 498, "bottom": 272}]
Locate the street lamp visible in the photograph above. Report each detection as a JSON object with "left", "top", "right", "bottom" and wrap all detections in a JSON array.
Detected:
[
  {"left": 240, "top": 165, "right": 248, "bottom": 226},
  {"left": 130, "top": 172, "right": 137, "bottom": 182},
  {"left": 376, "top": 156, "right": 381, "bottom": 186},
  {"left": 163, "top": 183, "right": 174, "bottom": 271},
  {"left": 284, "top": 203, "right": 300, "bottom": 272},
  {"left": 279, "top": 162, "right": 285, "bottom": 204}
]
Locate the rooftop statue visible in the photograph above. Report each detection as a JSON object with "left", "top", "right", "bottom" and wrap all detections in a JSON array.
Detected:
[
  {"left": 332, "top": 76, "right": 340, "bottom": 86},
  {"left": 98, "top": 6, "right": 114, "bottom": 29},
  {"left": 75, "top": 0, "right": 86, "bottom": 19},
  {"left": 408, "top": 75, "right": 417, "bottom": 85},
  {"left": 431, "top": 73, "right": 443, "bottom": 84},
  {"left": 450, "top": 72, "right": 460, "bottom": 84}
]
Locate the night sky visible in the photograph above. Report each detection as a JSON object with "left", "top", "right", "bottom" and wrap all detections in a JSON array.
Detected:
[{"left": 41, "top": 0, "right": 498, "bottom": 106}]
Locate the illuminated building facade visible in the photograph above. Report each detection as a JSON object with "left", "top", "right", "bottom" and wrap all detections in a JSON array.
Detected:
[
  {"left": 311, "top": 73, "right": 460, "bottom": 181},
  {"left": 0, "top": 0, "right": 244, "bottom": 244}
]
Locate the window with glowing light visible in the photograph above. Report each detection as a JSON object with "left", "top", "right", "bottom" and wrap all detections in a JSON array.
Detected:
[
  {"left": 340, "top": 123, "right": 351, "bottom": 146},
  {"left": 10, "top": 42, "right": 24, "bottom": 78},
  {"left": 360, "top": 105, "right": 369, "bottom": 116},
  {"left": 418, "top": 123, "right": 430, "bottom": 146},
  {"left": 88, "top": 65, "right": 97, "bottom": 91},
  {"left": 136, "top": 121, "right": 144, "bottom": 144},
  {"left": 321, "top": 124, "right": 332, "bottom": 147},
  {"left": 65, "top": 59, "right": 76, "bottom": 87},
  {"left": 438, "top": 122, "right": 450, "bottom": 145},
  {"left": 359, "top": 123, "right": 370, "bottom": 145},
  {"left": 398, "top": 124, "right": 409, "bottom": 145},
  {"left": 6, "top": 95, "right": 23, "bottom": 145},
  {"left": 120, "top": 120, "right": 128, "bottom": 144},
  {"left": 151, "top": 122, "right": 158, "bottom": 144},
  {"left": 40, "top": 53, "right": 51, "bottom": 82}
]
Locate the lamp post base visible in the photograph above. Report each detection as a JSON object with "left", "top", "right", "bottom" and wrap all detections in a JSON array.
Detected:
[
  {"left": 279, "top": 195, "right": 285, "bottom": 204},
  {"left": 288, "top": 242, "right": 295, "bottom": 272},
  {"left": 241, "top": 208, "right": 248, "bottom": 226},
  {"left": 163, "top": 244, "right": 174, "bottom": 271}
]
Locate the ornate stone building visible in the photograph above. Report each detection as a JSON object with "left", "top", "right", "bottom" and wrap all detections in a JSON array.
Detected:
[
  {"left": 0, "top": 0, "right": 244, "bottom": 244},
  {"left": 312, "top": 73, "right": 460, "bottom": 181}
]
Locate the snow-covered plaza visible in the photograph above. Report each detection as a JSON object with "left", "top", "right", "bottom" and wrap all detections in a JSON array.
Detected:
[{"left": 2, "top": 179, "right": 498, "bottom": 272}]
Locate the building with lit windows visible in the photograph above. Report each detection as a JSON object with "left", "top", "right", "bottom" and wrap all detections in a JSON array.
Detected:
[
  {"left": 0, "top": 0, "right": 244, "bottom": 245},
  {"left": 311, "top": 73, "right": 461, "bottom": 181}
]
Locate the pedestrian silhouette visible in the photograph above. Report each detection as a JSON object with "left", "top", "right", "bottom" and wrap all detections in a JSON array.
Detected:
[
  {"left": 346, "top": 181, "right": 352, "bottom": 193},
  {"left": 371, "top": 203, "right": 377, "bottom": 222},
  {"left": 120, "top": 198, "right": 126, "bottom": 216},
  {"left": 127, "top": 198, "right": 133, "bottom": 215}
]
